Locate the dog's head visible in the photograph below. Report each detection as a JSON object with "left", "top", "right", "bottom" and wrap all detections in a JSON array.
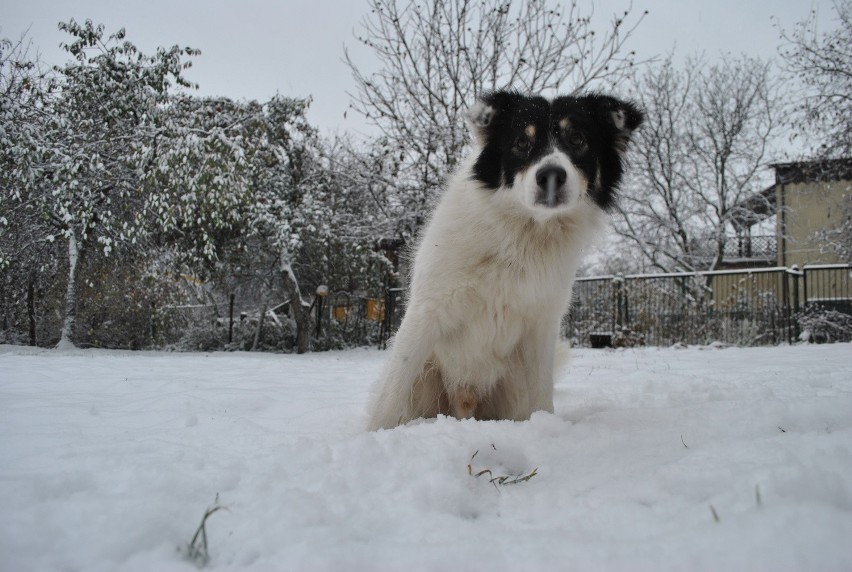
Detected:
[{"left": 466, "top": 91, "right": 643, "bottom": 218}]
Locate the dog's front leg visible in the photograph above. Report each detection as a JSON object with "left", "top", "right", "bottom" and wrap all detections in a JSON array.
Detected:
[
  {"left": 367, "top": 308, "right": 441, "bottom": 430},
  {"left": 522, "top": 322, "right": 560, "bottom": 417}
]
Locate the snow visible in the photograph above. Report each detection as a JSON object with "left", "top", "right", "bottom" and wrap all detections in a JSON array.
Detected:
[{"left": 2, "top": 343, "right": 852, "bottom": 571}]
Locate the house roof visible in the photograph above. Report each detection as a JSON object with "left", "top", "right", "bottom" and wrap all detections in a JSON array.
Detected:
[{"left": 771, "top": 158, "right": 852, "bottom": 185}]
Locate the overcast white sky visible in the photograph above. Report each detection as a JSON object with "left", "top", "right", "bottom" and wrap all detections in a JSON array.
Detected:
[{"left": 2, "top": 0, "right": 832, "bottom": 135}]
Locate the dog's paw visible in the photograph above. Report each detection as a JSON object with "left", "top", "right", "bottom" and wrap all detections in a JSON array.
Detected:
[{"left": 451, "top": 388, "right": 478, "bottom": 419}]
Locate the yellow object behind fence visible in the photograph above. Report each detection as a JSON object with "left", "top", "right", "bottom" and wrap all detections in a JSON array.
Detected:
[{"left": 331, "top": 298, "right": 385, "bottom": 322}]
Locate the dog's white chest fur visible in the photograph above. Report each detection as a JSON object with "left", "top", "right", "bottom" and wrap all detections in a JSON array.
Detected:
[{"left": 421, "top": 172, "right": 591, "bottom": 387}]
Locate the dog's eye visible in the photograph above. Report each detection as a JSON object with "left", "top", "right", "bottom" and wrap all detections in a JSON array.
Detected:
[
  {"left": 566, "top": 130, "right": 586, "bottom": 148},
  {"left": 514, "top": 136, "right": 531, "bottom": 153}
]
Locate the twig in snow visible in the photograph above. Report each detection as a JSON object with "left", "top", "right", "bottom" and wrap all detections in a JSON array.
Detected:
[
  {"left": 681, "top": 435, "right": 689, "bottom": 448},
  {"left": 185, "top": 494, "right": 228, "bottom": 568},
  {"left": 467, "top": 449, "right": 538, "bottom": 491},
  {"left": 709, "top": 504, "right": 720, "bottom": 523}
]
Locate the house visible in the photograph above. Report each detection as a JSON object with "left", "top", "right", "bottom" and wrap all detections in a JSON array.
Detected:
[
  {"left": 731, "top": 158, "right": 852, "bottom": 268},
  {"left": 564, "top": 159, "right": 852, "bottom": 347},
  {"left": 709, "top": 158, "right": 852, "bottom": 311},
  {"left": 772, "top": 158, "right": 851, "bottom": 267}
]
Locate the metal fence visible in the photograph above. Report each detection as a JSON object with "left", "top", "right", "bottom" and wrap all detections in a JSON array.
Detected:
[
  {"left": 311, "top": 291, "right": 386, "bottom": 349},
  {"left": 379, "top": 288, "right": 406, "bottom": 348},
  {"left": 562, "top": 264, "right": 852, "bottom": 347},
  {"left": 318, "top": 265, "right": 851, "bottom": 349}
]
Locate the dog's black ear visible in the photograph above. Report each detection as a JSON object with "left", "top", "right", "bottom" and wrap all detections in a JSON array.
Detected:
[
  {"left": 600, "top": 96, "right": 644, "bottom": 153},
  {"left": 577, "top": 94, "right": 644, "bottom": 153},
  {"left": 466, "top": 90, "right": 520, "bottom": 146},
  {"left": 609, "top": 98, "right": 644, "bottom": 132},
  {"left": 573, "top": 94, "right": 644, "bottom": 210}
]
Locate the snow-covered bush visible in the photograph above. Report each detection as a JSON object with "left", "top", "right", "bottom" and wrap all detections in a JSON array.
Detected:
[
  {"left": 228, "top": 318, "right": 297, "bottom": 353},
  {"left": 173, "top": 322, "right": 227, "bottom": 353},
  {"left": 798, "top": 306, "right": 852, "bottom": 343}
]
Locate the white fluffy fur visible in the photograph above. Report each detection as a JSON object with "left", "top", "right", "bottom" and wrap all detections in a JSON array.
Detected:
[{"left": 367, "top": 146, "right": 606, "bottom": 430}]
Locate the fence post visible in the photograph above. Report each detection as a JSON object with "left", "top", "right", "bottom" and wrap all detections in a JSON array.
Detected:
[
  {"left": 779, "top": 268, "right": 789, "bottom": 344},
  {"left": 27, "top": 279, "right": 37, "bottom": 346},
  {"left": 315, "top": 285, "right": 328, "bottom": 337},
  {"left": 381, "top": 289, "right": 393, "bottom": 349},
  {"left": 613, "top": 274, "right": 625, "bottom": 332},
  {"left": 380, "top": 288, "right": 405, "bottom": 349},
  {"left": 790, "top": 266, "right": 800, "bottom": 343},
  {"left": 228, "top": 293, "right": 235, "bottom": 344},
  {"left": 150, "top": 301, "right": 156, "bottom": 346}
]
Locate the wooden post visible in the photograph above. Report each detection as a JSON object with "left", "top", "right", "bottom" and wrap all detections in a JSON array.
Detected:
[
  {"left": 228, "top": 293, "right": 235, "bottom": 344},
  {"left": 27, "top": 278, "right": 36, "bottom": 346}
]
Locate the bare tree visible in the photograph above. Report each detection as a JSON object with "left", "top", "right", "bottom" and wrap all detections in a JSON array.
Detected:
[
  {"left": 612, "top": 54, "right": 784, "bottom": 273},
  {"left": 778, "top": 0, "right": 852, "bottom": 158},
  {"left": 345, "top": 0, "right": 646, "bottom": 238}
]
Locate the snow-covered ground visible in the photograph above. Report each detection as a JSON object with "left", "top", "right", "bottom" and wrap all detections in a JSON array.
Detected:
[{"left": 2, "top": 343, "right": 851, "bottom": 572}]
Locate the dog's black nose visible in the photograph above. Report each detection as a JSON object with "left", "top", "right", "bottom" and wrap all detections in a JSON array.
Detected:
[
  {"left": 536, "top": 166, "right": 567, "bottom": 190},
  {"left": 535, "top": 166, "right": 567, "bottom": 207}
]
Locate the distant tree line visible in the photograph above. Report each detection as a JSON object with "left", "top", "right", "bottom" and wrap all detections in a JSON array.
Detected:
[
  {"left": 1, "top": 1, "right": 849, "bottom": 351},
  {"left": 0, "top": 20, "right": 394, "bottom": 351}
]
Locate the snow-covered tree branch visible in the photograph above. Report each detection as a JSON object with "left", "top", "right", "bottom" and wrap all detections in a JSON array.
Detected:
[
  {"left": 777, "top": 0, "right": 852, "bottom": 158},
  {"left": 611, "top": 54, "right": 785, "bottom": 273},
  {"left": 345, "top": 0, "right": 647, "bottom": 239}
]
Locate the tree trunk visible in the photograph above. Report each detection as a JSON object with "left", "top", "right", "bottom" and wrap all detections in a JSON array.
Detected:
[
  {"left": 56, "top": 230, "right": 80, "bottom": 350},
  {"left": 251, "top": 296, "right": 268, "bottom": 352},
  {"left": 280, "top": 256, "right": 312, "bottom": 354}
]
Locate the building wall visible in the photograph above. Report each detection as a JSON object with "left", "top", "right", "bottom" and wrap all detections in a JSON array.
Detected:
[{"left": 777, "top": 178, "right": 851, "bottom": 267}]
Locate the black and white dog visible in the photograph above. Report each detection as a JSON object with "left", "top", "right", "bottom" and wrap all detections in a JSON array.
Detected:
[{"left": 368, "top": 91, "right": 643, "bottom": 430}]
